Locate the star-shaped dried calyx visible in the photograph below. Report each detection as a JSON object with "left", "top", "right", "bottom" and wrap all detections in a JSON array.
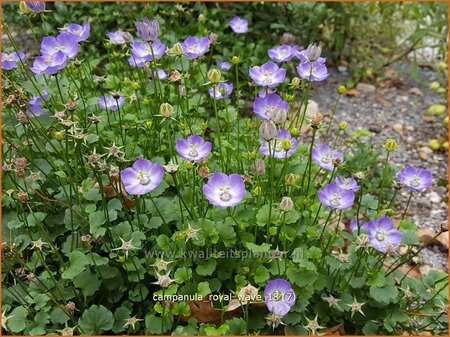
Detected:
[
  {"left": 151, "top": 258, "right": 174, "bottom": 272},
  {"left": 104, "top": 142, "right": 124, "bottom": 158},
  {"left": 323, "top": 294, "right": 342, "bottom": 310},
  {"left": 30, "top": 238, "right": 48, "bottom": 250},
  {"left": 185, "top": 223, "right": 199, "bottom": 241},
  {"left": 123, "top": 316, "right": 144, "bottom": 330},
  {"left": 304, "top": 315, "right": 325, "bottom": 335},
  {"left": 152, "top": 272, "right": 178, "bottom": 288},
  {"left": 56, "top": 323, "right": 78, "bottom": 336},
  {"left": 112, "top": 237, "right": 139, "bottom": 258},
  {"left": 347, "top": 297, "right": 365, "bottom": 318},
  {"left": 265, "top": 312, "right": 285, "bottom": 329},
  {"left": 269, "top": 246, "right": 287, "bottom": 262},
  {"left": 2, "top": 309, "right": 14, "bottom": 331}
]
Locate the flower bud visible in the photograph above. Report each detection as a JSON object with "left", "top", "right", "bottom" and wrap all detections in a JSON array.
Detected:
[
  {"left": 438, "top": 62, "right": 447, "bottom": 71},
  {"left": 338, "top": 85, "right": 347, "bottom": 94},
  {"left": 66, "top": 100, "right": 77, "bottom": 111},
  {"left": 172, "top": 43, "right": 184, "bottom": 56},
  {"left": 231, "top": 56, "right": 240, "bottom": 65},
  {"left": 283, "top": 93, "right": 295, "bottom": 103},
  {"left": 131, "top": 82, "right": 140, "bottom": 90},
  {"left": 208, "top": 69, "right": 221, "bottom": 84},
  {"left": 17, "top": 191, "right": 29, "bottom": 203},
  {"left": 259, "top": 120, "right": 277, "bottom": 141},
  {"left": 160, "top": 103, "right": 174, "bottom": 118},
  {"left": 248, "top": 151, "right": 257, "bottom": 159},
  {"left": 169, "top": 70, "right": 181, "bottom": 82},
  {"left": 306, "top": 42, "right": 322, "bottom": 61},
  {"left": 53, "top": 131, "right": 65, "bottom": 141},
  {"left": 428, "top": 139, "right": 440, "bottom": 151},
  {"left": 383, "top": 138, "right": 399, "bottom": 152},
  {"left": 429, "top": 81, "right": 440, "bottom": 90},
  {"left": 280, "top": 196, "right": 294, "bottom": 212},
  {"left": 19, "top": 2, "right": 32, "bottom": 14},
  {"left": 281, "top": 139, "right": 292, "bottom": 151},
  {"left": 198, "top": 166, "right": 210, "bottom": 179},
  {"left": 253, "top": 186, "right": 262, "bottom": 196},
  {"left": 198, "top": 14, "right": 206, "bottom": 22},
  {"left": 209, "top": 32, "right": 219, "bottom": 44},
  {"left": 251, "top": 159, "right": 265, "bottom": 176},
  {"left": 310, "top": 112, "right": 323, "bottom": 128},
  {"left": 285, "top": 173, "right": 300, "bottom": 186},
  {"left": 354, "top": 171, "right": 365, "bottom": 180},
  {"left": 289, "top": 127, "right": 300, "bottom": 137},
  {"left": 437, "top": 88, "right": 446, "bottom": 94},
  {"left": 291, "top": 77, "right": 301, "bottom": 87},
  {"left": 183, "top": 161, "right": 193, "bottom": 169},
  {"left": 200, "top": 122, "right": 208, "bottom": 130},
  {"left": 339, "top": 121, "right": 348, "bottom": 130},
  {"left": 272, "top": 108, "right": 287, "bottom": 125}
]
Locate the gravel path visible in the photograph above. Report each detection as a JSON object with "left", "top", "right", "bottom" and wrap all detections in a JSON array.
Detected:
[{"left": 310, "top": 63, "right": 448, "bottom": 272}]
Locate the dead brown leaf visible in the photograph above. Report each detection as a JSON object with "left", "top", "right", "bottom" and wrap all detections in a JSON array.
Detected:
[{"left": 345, "top": 88, "right": 360, "bottom": 97}]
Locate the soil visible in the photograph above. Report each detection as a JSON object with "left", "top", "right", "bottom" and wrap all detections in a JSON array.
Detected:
[{"left": 310, "top": 62, "right": 448, "bottom": 272}]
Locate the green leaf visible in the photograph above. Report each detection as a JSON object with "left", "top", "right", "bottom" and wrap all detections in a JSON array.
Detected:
[
  {"left": 62, "top": 251, "right": 89, "bottom": 279},
  {"left": 112, "top": 306, "right": 131, "bottom": 333},
  {"left": 225, "top": 317, "right": 247, "bottom": 335},
  {"left": 367, "top": 271, "right": 386, "bottom": 287},
  {"left": 401, "top": 230, "right": 419, "bottom": 245},
  {"left": 89, "top": 211, "right": 106, "bottom": 238},
  {"left": 7, "top": 306, "right": 29, "bottom": 333},
  {"left": 369, "top": 284, "right": 399, "bottom": 305},
  {"left": 74, "top": 270, "right": 102, "bottom": 297},
  {"left": 196, "top": 259, "right": 217, "bottom": 276},
  {"left": 245, "top": 242, "right": 271, "bottom": 254},
  {"left": 26, "top": 212, "right": 46, "bottom": 227},
  {"left": 254, "top": 265, "right": 270, "bottom": 284},
  {"left": 78, "top": 305, "right": 114, "bottom": 335},
  {"left": 174, "top": 267, "right": 193, "bottom": 283},
  {"left": 216, "top": 218, "right": 236, "bottom": 247},
  {"left": 362, "top": 321, "right": 378, "bottom": 335},
  {"left": 145, "top": 216, "right": 163, "bottom": 229},
  {"left": 256, "top": 204, "right": 280, "bottom": 226},
  {"left": 197, "top": 281, "right": 212, "bottom": 297},
  {"left": 286, "top": 268, "right": 317, "bottom": 287},
  {"left": 172, "top": 302, "right": 191, "bottom": 316}
]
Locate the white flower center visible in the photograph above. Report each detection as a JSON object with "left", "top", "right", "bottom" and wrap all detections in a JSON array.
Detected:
[
  {"left": 330, "top": 193, "right": 341, "bottom": 206},
  {"left": 411, "top": 175, "right": 421, "bottom": 187},
  {"left": 376, "top": 230, "right": 386, "bottom": 242},
  {"left": 55, "top": 46, "right": 66, "bottom": 51},
  {"left": 44, "top": 57, "right": 54, "bottom": 65},
  {"left": 189, "top": 44, "right": 199, "bottom": 53},
  {"left": 219, "top": 185, "right": 232, "bottom": 201},
  {"left": 321, "top": 152, "right": 332, "bottom": 164},
  {"left": 137, "top": 169, "right": 150, "bottom": 185},
  {"left": 272, "top": 290, "right": 283, "bottom": 301},
  {"left": 188, "top": 143, "right": 199, "bottom": 158},
  {"left": 5, "top": 55, "right": 12, "bottom": 61}
]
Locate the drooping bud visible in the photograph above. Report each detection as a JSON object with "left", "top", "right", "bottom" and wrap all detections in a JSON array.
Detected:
[
  {"left": 338, "top": 85, "right": 347, "bottom": 94},
  {"left": 271, "top": 108, "right": 287, "bottom": 125},
  {"left": 280, "top": 196, "right": 294, "bottom": 212},
  {"left": 291, "top": 77, "right": 301, "bottom": 88},
  {"left": 383, "top": 138, "right": 399, "bottom": 152},
  {"left": 251, "top": 159, "right": 265, "bottom": 176},
  {"left": 231, "top": 56, "right": 240, "bottom": 65},
  {"left": 259, "top": 120, "right": 277, "bottom": 141},
  {"left": 306, "top": 42, "right": 322, "bottom": 62},
  {"left": 207, "top": 69, "right": 221, "bottom": 84},
  {"left": 172, "top": 43, "right": 184, "bottom": 56},
  {"left": 339, "top": 121, "right": 348, "bottom": 130},
  {"left": 285, "top": 173, "right": 300, "bottom": 186},
  {"left": 281, "top": 139, "right": 292, "bottom": 151},
  {"left": 253, "top": 186, "right": 262, "bottom": 196},
  {"left": 160, "top": 103, "right": 174, "bottom": 118}
]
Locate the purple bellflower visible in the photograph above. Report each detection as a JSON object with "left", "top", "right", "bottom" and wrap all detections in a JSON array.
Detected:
[
  {"left": 229, "top": 16, "right": 248, "bottom": 34},
  {"left": 397, "top": 166, "right": 432, "bottom": 191},
  {"left": 312, "top": 144, "right": 343, "bottom": 171},
  {"left": 2, "top": 51, "right": 27, "bottom": 70},
  {"left": 120, "top": 158, "right": 164, "bottom": 195},
  {"left": 253, "top": 93, "right": 289, "bottom": 121},
  {"left": 366, "top": 217, "right": 403, "bottom": 253},
  {"left": 65, "top": 22, "right": 91, "bottom": 42},
  {"left": 25, "top": 2, "right": 45, "bottom": 13},
  {"left": 30, "top": 51, "right": 68, "bottom": 75},
  {"left": 249, "top": 61, "right": 286, "bottom": 88},
  {"left": 208, "top": 83, "right": 233, "bottom": 100},
  {"left": 335, "top": 176, "right": 360, "bottom": 192},
  {"left": 260, "top": 129, "right": 299, "bottom": 159},
  {"left": 107, "top": 31, "right": 134, "bottom": 45},
  {"left": 217, "top": 60, "right": 231, "bottom": 71},
  {"left": 136, "top": 18, "right": 160, "bottom": 42},
  {"left": 203, "top": 172, "right": 246, "bottom": 208},
  {"left": 176, "top": 135, "right": 212, "bottom": 163},
  {"left": 264, "top": 279, "right": 296, "bottom": 316},
  {"left": 268, "top": 45, "right": 298, "bottom": 63},
  {"left": 318, "top": 183, "right": 355, "bottom": 210},
  {"left": 182, "top": 36, "right": 210, "bottom": 60},
  {"left": 98, "top": 96, "right": 125, "bottom": 111}
]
